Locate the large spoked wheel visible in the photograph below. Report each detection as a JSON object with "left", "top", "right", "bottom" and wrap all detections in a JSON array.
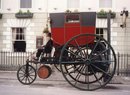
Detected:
[
  {"left": 59, "top": 34, "right": 116, "bottom": 91},
  {"left": 17, "top": 64, "right": 37, "bottom": 85}
]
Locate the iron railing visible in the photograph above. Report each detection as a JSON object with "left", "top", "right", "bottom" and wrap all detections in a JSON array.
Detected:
[
  {"left": 116, "top": 53, "right": 130, "bottom": 76},
  {"left": 0, "top": 51, "right": 130, "bottom": 76},
  {"left": 0, "top": 51, "right": 33, "bottom": 71}
]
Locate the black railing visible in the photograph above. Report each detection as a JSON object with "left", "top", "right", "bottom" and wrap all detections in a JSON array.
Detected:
[
  {"left": 0, "top": 51, "right": 33, "bottom": 71},
  {"left": 0, "top": 51, "right": 130, "bottom": 77},
  {"left": 116, "top": 53, "right": 130, "bottom": 76}
]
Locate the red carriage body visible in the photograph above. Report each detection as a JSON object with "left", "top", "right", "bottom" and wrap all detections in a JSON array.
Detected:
[{"left": 50, "top": 12, "right": 96, "bottom": 46}]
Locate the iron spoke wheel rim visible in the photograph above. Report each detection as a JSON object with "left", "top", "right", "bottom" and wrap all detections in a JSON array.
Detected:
[{"left": 59, "top": 34, "right": 116, "bottom": 91}]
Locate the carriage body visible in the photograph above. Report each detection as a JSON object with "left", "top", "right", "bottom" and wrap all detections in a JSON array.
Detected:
[
  {"left": 50, "top": 12, "right": 96, "bottom": 46},
  {"left": 17, "top": 12, "right": 117, "bottom": 91}
]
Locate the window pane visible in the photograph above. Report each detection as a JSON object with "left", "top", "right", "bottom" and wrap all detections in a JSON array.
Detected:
[
  {"left": 96, "top": 28, "right": 99, "bottom": 34},
  {"left": 100, "top": 29, "right": 103, "bottom": 34},
  {"left": 36, "top": 36, "right": 43, "bottom": 49},
  {"left": 0, "top": 0, "right": 1, "bottom": 9},
  {"left": 99, "top": 0, "right": 112, "bottom": 8},
  {"left": 12, "top": 28, "right": 25, "bottom": 41},
  {"left": 20, "top": 0, "right": 32, "bottom": 8},
  {"left": 68, "top": 0, "right": 79, "bottom": 8},
  {"left": 96, "top": 28, "right": 104, "bottom": 40}
]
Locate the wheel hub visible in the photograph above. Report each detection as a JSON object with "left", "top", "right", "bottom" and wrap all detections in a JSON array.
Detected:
[{"left": 85, "top": 59, "right": 91, "bottom": 65}]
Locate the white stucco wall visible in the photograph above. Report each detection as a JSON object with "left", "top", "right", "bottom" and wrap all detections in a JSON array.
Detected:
[
  {"left": 113, "top": 0, "right": 130, "bottom": 12},
  {"left": 80, "top": 0, "right": 99, "bottom": 11},
  {"left": 0, "top": 0, "right": 130, "bottom": 53},
  {"left": 1, "top": 0, "right": 130, "bottom": 13}
]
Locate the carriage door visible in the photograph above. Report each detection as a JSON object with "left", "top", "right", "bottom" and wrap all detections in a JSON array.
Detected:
[{"left": 12, "top": 28, "right": 26, "bottom": 52}]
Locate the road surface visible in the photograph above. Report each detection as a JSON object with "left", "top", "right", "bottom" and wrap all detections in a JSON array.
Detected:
[{"left": 0, "top": 71, "right": 130, "bottom": 95}]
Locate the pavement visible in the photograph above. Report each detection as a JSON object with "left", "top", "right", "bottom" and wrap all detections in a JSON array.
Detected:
[
  {"left": 0, "top": 70, "right": 130, "bottom": 84},
  {"left": 0, "top": 70, "right": 130, "bottom": 95}
]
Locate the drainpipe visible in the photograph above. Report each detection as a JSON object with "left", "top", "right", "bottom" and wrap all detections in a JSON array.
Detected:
[{"left": 107, "top": 12, "right": 111, "bottom": 45}]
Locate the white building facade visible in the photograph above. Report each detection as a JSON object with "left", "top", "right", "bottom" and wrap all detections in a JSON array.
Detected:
[{"left": 0, "top": 0, "right": 130, "bottom": 54}]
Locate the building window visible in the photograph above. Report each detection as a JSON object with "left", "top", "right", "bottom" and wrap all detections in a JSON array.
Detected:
[
  {"left": 12, "top": 28, "right": 26, "bottom": 52},
  {"left": 96, "top": 28, "right": 106, "bottom": 40},
  {"left": 0, "top": 0, "right": 1, "bottom": 9},
  {"left": 36, "top": 36, "right": 43, "bottom": 49},
  {"left": 96, "top": 28, "right": 103, "bottom": 37},
  {"left": 20, "top": 0, "right": 32, "bottom": 8},
  {"left": 67, "top": 0, "right": 79, "bottom": 9},
  {"left": 99, "top": 0, "right": 112, "bottom": 8}
]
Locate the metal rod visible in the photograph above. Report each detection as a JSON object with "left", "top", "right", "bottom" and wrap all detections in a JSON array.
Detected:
[
  {"left": 107, "top": 13, "right": 111, "bottom": 45},
  {"left": 107, "top": 13, "right": 111, "bottom": 60}
]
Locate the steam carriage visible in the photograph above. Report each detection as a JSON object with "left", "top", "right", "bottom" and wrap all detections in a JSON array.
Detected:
[{"left": 17, "top": 12, "right": 116, "bottom": 91}]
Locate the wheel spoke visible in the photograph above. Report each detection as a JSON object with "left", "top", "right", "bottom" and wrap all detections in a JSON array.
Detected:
[
  {"left": 91, "top": 60, "right": 114, "bottom": 63},
  {"left": 67, "top": 65, "right": 84, "bottom": 75},
  {"left": 25, "top": 77, "right": 28, "bottom": 83},
  {"left": 85, "top": 65, "right": 89, "bottom": 89},
  {"left": 65, "top": 49, "right": 85, "bottom": 61},
  {"left": 89, "top": 39, "right": 101, "bottom": 59},
  {"left": 82, "top": 49, "right": 87, "bottom": 58},
  {"left": 90, "top": 63, "right": 112, "bottom": 77},
  {"left": 74, "top": 65, "right": 83, "bottom": 72},
  {"left": 74, "top": 40, "right": 85, "bottom": 58},
  {"left": 66, "top": 65, "right": 75, "bottom": 71},
  {"left": 27, "top": 77, "right": 30, "bottom": 83},
  {"left": 60, "top": 61, "right": 83, "bottom": 64},
  {"left": 66, "top": 65, "right": 79, "bottom": 73},
  {"left": 21, "top": 67, "right": 26, "bottom": 73},
  {"left": 19, "top": 72, "right": 25, "bottom": 75},
  {"left": 89, "top": 65, "right": 102, "bottom": 86},
  {"left": 90, "top": 48, "right": 109, "bottom": 60},
  {"left": 28, "top": 75, "right": 34, "bottom": 81},
  {"left": 74, "top": 65, "right": 86, "bottom": 85},
  {"left": 29, "top": 70, "right": 35, "bottom": 74},
  {"left": 28, "top": 67, "right": 33, "bottom": 73},
  {"left": 19, "top": 75, "right": 25, "bottom": 79},
  {"left": 29, "top": 75, "right": 36, "bottom": 77},
  {"left": 86, "top": 45, "right": 89, "bottom": 59},
  {"left": 21, "top": 76, "right": 26, "bottom": 82},
  {"left": 74, "top": 72, "right": 81, "bottom": 85}
]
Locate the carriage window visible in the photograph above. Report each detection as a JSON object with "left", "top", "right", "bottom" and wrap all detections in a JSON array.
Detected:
[
  {"left": 12, "top": 28, "right": 26, "bottom": 52},
  {"left": 66, "top": 14, "right": 80, "bottom": 23}
]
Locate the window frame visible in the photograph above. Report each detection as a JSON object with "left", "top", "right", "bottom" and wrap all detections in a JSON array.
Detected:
[
  {"left": 67, "top": 0, "right": 79, "bottom": 9},
  {"left": 96, "top": 28, "right": 107, "bottom": 40},
  {"left": 20, "top": 0, "right": 32, "bottom": 8},
  {"left": 12, "top": 27, "right": 26, "bottom": 52},
  {"left": 12, "top": 27, "right": 26, "bottom": 41},
  {"left": 99, "top": 0, "right": 112, "bottom": 8},
  {"left": 0, "top": 0, "right": 1, "bottom": 9},
  {"left": 36, "top": 36, "right": 43, "bottom": 49}
]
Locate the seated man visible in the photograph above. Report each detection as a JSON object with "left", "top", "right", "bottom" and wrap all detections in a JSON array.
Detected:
[{"left": 34, "top": 32, "right": 53, "bottom": 61}]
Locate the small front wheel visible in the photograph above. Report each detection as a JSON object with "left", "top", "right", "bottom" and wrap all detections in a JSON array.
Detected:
[{"left": 17, "top": 65, "right": 37, "bottom": 85}]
